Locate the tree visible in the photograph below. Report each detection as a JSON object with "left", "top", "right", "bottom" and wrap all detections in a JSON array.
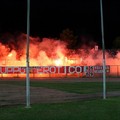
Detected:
[
  {"left": 60, "top": 28, "right": 78, "bottom": 49},
  {"left": 113, "top": 37, "right": 120, "bottom": 49}
]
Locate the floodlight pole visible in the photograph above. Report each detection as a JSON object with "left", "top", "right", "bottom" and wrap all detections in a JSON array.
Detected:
[
  {"left": 100, "top": 0, "right": 106, "bottom": 99},
  {"left": 26, "top": 0, "right": 30, "bottom": 108}
]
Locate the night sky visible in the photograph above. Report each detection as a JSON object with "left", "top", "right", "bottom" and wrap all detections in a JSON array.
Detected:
[{"left": 0, "top": 0, "right": 120, "bottom": 49}]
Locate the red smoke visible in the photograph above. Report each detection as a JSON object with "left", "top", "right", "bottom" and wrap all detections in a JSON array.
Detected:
[{"left": 0, "top": 33, "right": 120, "bottom": 67}]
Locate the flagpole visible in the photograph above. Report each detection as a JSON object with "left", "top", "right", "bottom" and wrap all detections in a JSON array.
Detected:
[
  {"left": 100, "top": 0, "right": 106, "bottom": 99},
  {"left": 26, "top": 0, "right": 30, "bottom": 108}
]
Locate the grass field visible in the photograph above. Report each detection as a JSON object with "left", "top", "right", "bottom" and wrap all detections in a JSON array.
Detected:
[
  {"left": 1, "top": 78, "right": 120, "bottom": 120},
  {"left": 1, "top": 80, "right": 120, "bottom": 94},
  {"left": 0, "top": 97, "right": 120, "bottom": 120},
  {"left": 31, "top": 81, "right": 120, "bottom": 94}
]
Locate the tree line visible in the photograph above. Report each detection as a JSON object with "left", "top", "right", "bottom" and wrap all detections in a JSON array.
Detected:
[{"left": 59, "top": 28, "right": 120, "bottom": 50}]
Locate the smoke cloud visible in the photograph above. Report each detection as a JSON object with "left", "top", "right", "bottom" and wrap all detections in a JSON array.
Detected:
[{"left": 0, "top": 33, "right": 119, "bottom": 66}]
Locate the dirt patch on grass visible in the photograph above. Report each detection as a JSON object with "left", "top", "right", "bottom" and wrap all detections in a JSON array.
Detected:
[
  {"left": 0, "top": 78, "right": 120, "bottom": 106},
  {"left": 0, "top": 84, "right": 99, "bottom": 106}
]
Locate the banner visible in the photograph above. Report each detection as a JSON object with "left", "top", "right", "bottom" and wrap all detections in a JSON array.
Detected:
[
  {"left": 0, "top": 66, "right": 110, "bottom": 74},
  {"left": 84, "top": 65, "right": 110, "bottom": 77},
  {"left": 0, "top": 66, "right": 84, "bottom": 74}
]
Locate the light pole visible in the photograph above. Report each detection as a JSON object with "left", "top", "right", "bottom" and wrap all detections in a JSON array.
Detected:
[
  {"left": 26, "top": 0, "right": 30, "bottom": 108},
  {"left": 100, "top": 0, "right": 106, "bottom": 99}
]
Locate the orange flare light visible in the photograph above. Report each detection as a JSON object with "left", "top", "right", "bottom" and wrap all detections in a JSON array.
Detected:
[{"left": 0, "top": 33, "right": 119, "bottom": 77}]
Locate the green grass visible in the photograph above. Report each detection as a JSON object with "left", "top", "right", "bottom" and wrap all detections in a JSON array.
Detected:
[
  {"left": 1, "top": 80, "right": 120, "bottom": 120},
  {"left": 31, "top": 82, "right": 103, "bottom": 94},
  {"left": 30, "top": 82, "right": 120, "bottom": 94},
  {"left": 0, "top": 98, "right": 120, "bottom": 120},
  {"left": 1, "top": 80, "right": 120, "bottom": 94}
]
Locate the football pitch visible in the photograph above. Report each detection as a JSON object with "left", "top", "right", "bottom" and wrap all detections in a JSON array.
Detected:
[
  {"left": 0, "top": 77, "right": 120, "bottom": 120},
  {"left": 0, "top": 77, "right": 120, "bottom": 106}
]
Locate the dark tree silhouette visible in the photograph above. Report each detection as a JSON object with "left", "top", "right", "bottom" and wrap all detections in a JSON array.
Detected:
[
  {"left": 60, "top": 28, "right": 78, "bottom": 49},
  {"left": 113, "top": 37, "right": 120, "bottom": 49}
]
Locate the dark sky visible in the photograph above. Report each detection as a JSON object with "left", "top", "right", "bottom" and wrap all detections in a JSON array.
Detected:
[{"left": 0, "top": 0, "right": 120, "bottom": 48}]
